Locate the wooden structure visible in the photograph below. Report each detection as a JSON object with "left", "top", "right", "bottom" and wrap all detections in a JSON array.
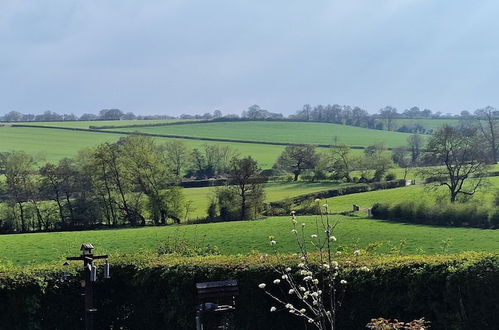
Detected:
[
  {"left": 66, "top": 243, "right": 109, "bottom": 330},
  {"left": 195, "top": 280, "right": 239, "bottom": 330}
]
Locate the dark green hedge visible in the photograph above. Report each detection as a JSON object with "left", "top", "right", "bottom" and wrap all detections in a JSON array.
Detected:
[
  {"left": 1, "top": 253, "right": 498, "bottom": 329},
  {"left": 371, "top": 201, "right": 498, "bottom": 228},
  {"left": 269, "top": 180, "right": 407, "bottom": 211}
]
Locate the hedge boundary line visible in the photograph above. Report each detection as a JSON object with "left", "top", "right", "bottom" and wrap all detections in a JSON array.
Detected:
[
  {"left": 0, "top": 252, "right": 498, "bottom": 329},
  {"left": 269, "top": 179, "right": 408, "bottom": 209},
  {"left": 10, "top": 124, "right": 369, "bottom": 149}
]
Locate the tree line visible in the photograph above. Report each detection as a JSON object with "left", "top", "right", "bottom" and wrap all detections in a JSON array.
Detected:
[{"left": 0, "top": 136, "right": 267, "bottom": 233}]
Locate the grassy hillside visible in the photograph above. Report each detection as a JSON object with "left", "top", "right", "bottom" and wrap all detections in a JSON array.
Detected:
[
  {"left": 11, "top": 119, "right": 184, "bottom": 129},
  {"left": 2, "top": 214, "right": 499, "bottom": 266},
  {"left": 106, "top": 121, "right": 420, "bottom": 148},
  {"left": 0, "top": 126, "right": 291, "bottom": 167},
  {"left": 393, "top": 118, "right": 460, "bottom": 131},
  {"left": 185, "top": 181, "right": 358, "bottom": 218}
]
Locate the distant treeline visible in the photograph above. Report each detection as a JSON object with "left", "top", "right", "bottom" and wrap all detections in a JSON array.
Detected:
[{"left": 1, "top": 104, "right": 494, "bottom": 134}]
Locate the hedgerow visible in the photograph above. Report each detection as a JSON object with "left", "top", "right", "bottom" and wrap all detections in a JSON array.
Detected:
[
  {"left": 371, "top": 201, "right": 497, "bottom": 228},
  {"left": 0, "top": 252, "right": 498, "bottom": 329}
]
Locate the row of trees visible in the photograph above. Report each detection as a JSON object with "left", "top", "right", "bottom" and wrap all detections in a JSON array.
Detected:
[
  {"left": 0, "top": 136, "right": 268, "bottom": 233},
  {"left": 272, "top": 142, "right": 397, "bottom": 183}
]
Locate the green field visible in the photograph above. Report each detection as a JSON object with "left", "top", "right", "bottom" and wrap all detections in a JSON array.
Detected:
[
  {"left": 1, "top": 214, "right": 499, "bottom": 266},
  {"left": 0, "top": 126, "right": 288, "bottom": 167},
  {"left": 393, "top": 118, "right": 460, "bottom": 131},
  {"left": 12, "top": 119, "right": 185, "bottom": 129},
  {"left": 106, "top": 121, "right": 420, "bottom": 148},
  {"left": 185, "top": 181, "right": 359, "bottom": 218}
]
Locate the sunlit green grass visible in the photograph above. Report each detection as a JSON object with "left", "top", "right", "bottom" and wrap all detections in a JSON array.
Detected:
[
  {"left": 15, "top": 119, "right": 187, "bottom": 129},
  {"left": 0, "top": 126, "right": 287, "bottom": 167},
  {"left": 106, "top": 121, "right": 421, "bottom": 148},
  {"left": 2, "top": 214, "right": 499, "bottom": 266},
  {"left": 185, "top": 181, "right": 358, "bottom": 219},
  {"left": 393, "top": 118, "right": 459, "bottom": 131}
]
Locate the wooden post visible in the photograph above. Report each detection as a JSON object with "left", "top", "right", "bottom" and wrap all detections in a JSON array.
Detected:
[{"left": 67, "top": 244, "right": 108, "bottom": 330}]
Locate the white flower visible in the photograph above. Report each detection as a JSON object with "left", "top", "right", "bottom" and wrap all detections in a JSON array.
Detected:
[
  {"left": 300, "top": 308, "right": 306, "bottom": 313},
  {"left": 288, "top": 289, "right": 295, "bottom": 294},
  {"left": 323, "top": 203, "right": 328, "bottom": 208},
  {"left": 312, "top": 279, "right": 319, "bottom": 285},
  {"left": 308, "top": 319, "right": 314, "bottom": 323},
  {"left": 299, "top": 286, "right": 306, "bottom": 291},
  {"left": 329, "top": 236, "right": 337, "bottom": 242},
  {"left": 360, "top": 266, "right": 370, "bottom": 271},
  {"left": 285, "top": 303, "right": 294, "bottom": 309},
  {"left": 292, "top": 219, "right": 297, "bottom": 224},
  {"left": 322, "top": 263, "right": 330, "bottom": 270},
  {"left": 258, "top": 283, "right": 266, "bottom": 289},
  {"left": 298, "top": 263, "right": 305, "bottom": 268},
  {"left": 273, "top": 279, "right": 281, "bottom": 284},
  {"left": 285, "top": 267, "right": 292, "bottom": 272},
  {"left": 332, "top": 261, "right": 339, "bottom": 268},
  {"left": 311, "top": 234, "right": 318, "bottom": 239},
  {"left": 353, "top": 250, "right": 360, "bottom": 256},
  {"left": 282, "top": 274, "right": 288, "bottom": 280},
  {"left": 313, "top": 300, "right": 318, "bottom": 305},
  {"left": 270, "top": 240, "right": 277, "bottom": 245},
  {"left": 291, "top": 210, "right": 296, "bottom": 214},
  {"left": 291, "top": 229, "right": 297, "bottom": 234},
  {"left": 336, "top": 251, "right": 342, "bottom": 255},
  {"left": 301, "top": 223, "right": 306, "bottom": 227},
  {"left": 317, "top": 290, "right": 322, "bottom": 294},
  {"left": 314, "top": 198, "right": 320, "bottom": 202},
  {"left": 303, "top": 276, "right": 312, "bottom": 281},
  {"left": 340, "top": 280, "right": 347, "bottom": 285},
  {"left": 270, "top": 306, "right": 276, "bottom": 312}
]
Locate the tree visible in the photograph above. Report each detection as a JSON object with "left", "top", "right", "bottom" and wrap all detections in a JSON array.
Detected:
[
  {"left": 420, "top": 125, "right": 489, "bottom": 203},
  {"left": 161, "top": 140, "right": 189, "bottom": 177},
  {"left": 99, "top": 109, "right": 124, "bottom": 120},
  {"left": 275, "top": 145, "right": 319, "bottom": 181},
  {"left": 120, "top": 135, "right": 184, "bottom": 225},
  {"left": 407, "top": 134, "right": 423, "bottom": 164},
  {"left": 228, "top": 156, "right": 266, "bottom": 220},
  {"left": 475, "top": 106, "right": 499, "bottom": 163},
  {"left": 328, "top": 144, "right": 354, "bottom": 181},
  {"left": 391, "top": 147, "right": 412, "bottom": 180},
  {"left": 0, "top": 151, "right": 37, "bottom": 232},
  {"left": 379, "top": 106, "right": 398, "bottom": 131},
  {"left": 363, "top": 143, "right": 394, "bottom": 181}
]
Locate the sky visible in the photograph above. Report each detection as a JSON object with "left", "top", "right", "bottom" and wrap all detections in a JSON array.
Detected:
[{"left": 1, "top": 0, "right": 499, "bottom": 116}]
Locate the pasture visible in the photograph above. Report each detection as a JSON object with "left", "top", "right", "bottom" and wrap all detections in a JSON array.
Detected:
[
  {"left": 1, "top": 214, "right": 499, "bottom": 266},
  {"left": 392, "top": 118, "right": 459, "bottom": 131},
  {"left": 105, "top": 121, "right": 420, "bottom": 148},
  {"left": 0, "top": 125, "right": 290, "bottom": 167}
]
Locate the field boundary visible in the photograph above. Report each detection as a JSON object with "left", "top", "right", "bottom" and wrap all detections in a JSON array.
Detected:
[{"left": 10, "top": 124, "right": 370, "bottom": 149}]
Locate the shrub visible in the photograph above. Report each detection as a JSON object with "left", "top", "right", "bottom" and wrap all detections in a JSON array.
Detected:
[
  {"left": 372, "top": 201, "right": 495, "bottom": 229},
  {"left": 385, "top": 172, "right": 396, "bottom": 181},
  {"left": 1, "top": 253, "right": 499, "bottom": 329},
  {"left": 490, "top": 209, "right": 499, "bottom": 228}
]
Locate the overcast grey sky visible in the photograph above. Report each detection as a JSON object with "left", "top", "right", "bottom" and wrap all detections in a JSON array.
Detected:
[{"left": 1, "top": 0, "right": 499, "bottom": 116}]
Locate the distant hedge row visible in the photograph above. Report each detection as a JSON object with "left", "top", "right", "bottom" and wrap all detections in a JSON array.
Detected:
[
  {"left": 371, "top": 201, "right": 499, "bottom": 228},
  {"left": 1, "top": 252, "right": 498, "bottom": 329},
  {"left": 268, "top": 180, "right": 407, "bottom": 214}
]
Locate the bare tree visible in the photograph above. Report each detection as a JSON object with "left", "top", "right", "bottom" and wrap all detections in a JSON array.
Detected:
[
  {"left": 420, "top": 125, "right": 489, "bottom": 203},
  {"left": 407, "top": 134, "right": 423, "bottom": 164},
  {"left": 475, "top": 106, "right": 499, "bottom": 163}
]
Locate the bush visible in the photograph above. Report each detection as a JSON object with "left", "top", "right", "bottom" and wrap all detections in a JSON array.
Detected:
[
  {"left": 1, "top": 253, "right": 499, "bottom": 329},
  {"left": 490, "top": 209, "right": 499, "bottom": 228},
  {"left": 372, "top": 201, "right": 496, "bottom": 229},
  {"left": 385, "top": 172, "right": 396, "bottom": 181}
]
